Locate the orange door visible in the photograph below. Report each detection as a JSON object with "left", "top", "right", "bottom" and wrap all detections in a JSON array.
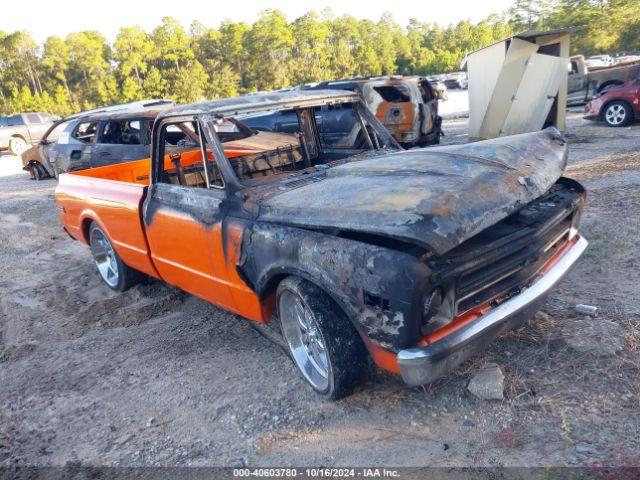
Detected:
[{"left": 143, "top": 182, "right": 236, "bottom": 310}]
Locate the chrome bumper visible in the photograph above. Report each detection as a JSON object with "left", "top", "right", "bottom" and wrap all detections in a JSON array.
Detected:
[{"left": 397, "top": 236, "right": 588, "bottom": 386}]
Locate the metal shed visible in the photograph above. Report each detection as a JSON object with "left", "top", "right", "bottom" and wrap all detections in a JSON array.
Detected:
[{"left": 464, "top": 29, "right": 574, "bottom": 139}]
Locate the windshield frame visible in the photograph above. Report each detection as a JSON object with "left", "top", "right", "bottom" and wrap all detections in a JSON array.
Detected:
[
  {"left": 151, "top": 98, "right": 401, "bottom": 193},
  {"left": 199, "top": 100, "right": 400, "bottom": 191}
]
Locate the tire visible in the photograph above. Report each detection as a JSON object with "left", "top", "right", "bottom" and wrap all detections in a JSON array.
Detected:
[
  {"left": 603, "top": 101, "right": 633, "bottom": 127},
  {"left": 277, "top": 276, "right": 368, "bottom": 400},
  {"left": 30, "top": 163, "right": 48, "bottom": 181},
  {"left": 8, "top": 137, "right": 28, "bottom": 156},
  {"left": 88, "top": 222, "right": 142, "bottom": 291}
]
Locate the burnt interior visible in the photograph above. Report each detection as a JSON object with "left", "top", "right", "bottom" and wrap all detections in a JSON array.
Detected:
[
  {"left": 429, "top": 177, "right": 584, "bottom": 315},
  {"left": 156, "top": 102, "right": 400, "bottom": 190}
]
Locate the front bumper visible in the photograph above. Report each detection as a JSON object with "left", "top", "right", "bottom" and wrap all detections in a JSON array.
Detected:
[
  {"left": 584, "top": 99, "right": 603, "bottom": 120},
  {"left": 397, "top": 236, "right": 588, "bottom": 386}
]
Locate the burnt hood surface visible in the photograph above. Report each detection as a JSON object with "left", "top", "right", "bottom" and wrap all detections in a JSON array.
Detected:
[{"left": 257, "top": 128, "right": 568, "bottom": 256}]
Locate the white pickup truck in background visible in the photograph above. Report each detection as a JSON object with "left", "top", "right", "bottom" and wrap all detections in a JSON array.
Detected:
[{"left": 568, "top": 54, "right": 640, "bottom": 105}]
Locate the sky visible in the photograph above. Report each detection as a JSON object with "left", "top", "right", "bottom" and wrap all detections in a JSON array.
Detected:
[{"left": 2, "top": 0, "right": 514, "bottom": 42}]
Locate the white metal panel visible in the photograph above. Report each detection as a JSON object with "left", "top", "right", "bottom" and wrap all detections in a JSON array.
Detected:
[
  {"left": 500, "top": 54, "right": 569, "bottom": 136},
  {"left": 467, "top": 41, "right": 506, "bottom": 138},
  {"left": 478, "top": 38, "right": 540, "bottom": 139}
]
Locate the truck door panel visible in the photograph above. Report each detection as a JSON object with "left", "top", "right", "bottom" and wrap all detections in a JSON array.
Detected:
[
  {"left": 143, "top": 119, "right": 236, "bottom": 311},
  {"left": 144, "top": 183, "right": 235, "bottom": 310}
]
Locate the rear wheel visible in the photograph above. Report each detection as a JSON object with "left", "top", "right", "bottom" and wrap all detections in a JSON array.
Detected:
[
  {"left": 89, "top": 223, "right": 141, "bottom": 291},
  {"left": 603, "top": 101, "right": 632, "bottom": 127},
  {"left": 8, "top": 137, "right": 28, "bottom": 156},
  {"left": 277, "top": 276, "right": 368, "bottom": 400}
]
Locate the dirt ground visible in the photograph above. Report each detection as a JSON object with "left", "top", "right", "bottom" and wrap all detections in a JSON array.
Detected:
[{"left": 1, "top": 111, "right": 639, "bottom": 469}]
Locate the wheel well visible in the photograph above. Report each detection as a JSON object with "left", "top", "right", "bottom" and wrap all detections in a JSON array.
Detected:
[
  {"left": 598, "top": 81, "right": 623, "bottom": 93},
  {"left": 255, "top": 273, "right": 286, "bottom": 322},
  {"left": 259, "top": 270, "right": 359, "bottom": 333},
  {"left": 81, "top": 218, "right": 94, "bottom": 244},
  {"left": 601, "top": 99, "right": 633, "bottom": 119},
  {"left": 260, "top": 273, "right": 288, "bottom": 300}
]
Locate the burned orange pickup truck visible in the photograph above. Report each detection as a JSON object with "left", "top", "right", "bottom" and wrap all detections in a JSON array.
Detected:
[{"left": 55, "top": 91, "right": 587, "bottom": 399}]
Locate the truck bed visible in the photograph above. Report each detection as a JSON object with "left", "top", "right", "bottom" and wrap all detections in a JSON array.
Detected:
[
  {"left": 589, "top": 60, "right": 640, "bottom": 87},
  {"left": 56, "top": 159, "right": 158, "bottom": 278},
  {"left": 67, "top": 149, "right": 212, "bottom": 185}
]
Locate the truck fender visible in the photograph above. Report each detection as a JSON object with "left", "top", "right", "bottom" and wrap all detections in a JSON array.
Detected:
[
  {"left": 237, "top": 222, "right": 432, "bottom": 351},
  {"left": 78, "top": 210, "right": 111, "bottom": 246}
]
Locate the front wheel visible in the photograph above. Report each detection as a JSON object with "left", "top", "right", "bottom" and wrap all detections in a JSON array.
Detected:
[
  {"left": 30, "top": 163, "right": 49, "bottom": 181},
  {"left": 603, "top": 101, "right": 633, "bottom": 127},
  {"left": 89, "top": 223, "right": 141, "bottom": 291},
  {"left": 277, "top": 276, "right": 368, "bottom": 400}
]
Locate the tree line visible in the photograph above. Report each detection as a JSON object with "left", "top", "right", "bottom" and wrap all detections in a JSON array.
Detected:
[{"left": 0, "top": 0, "right": 638, "bottom": 116}]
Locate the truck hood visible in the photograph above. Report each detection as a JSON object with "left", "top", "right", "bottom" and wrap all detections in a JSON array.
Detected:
[{"left": 257, "top": 128, "right": 568, "bottom": 256}]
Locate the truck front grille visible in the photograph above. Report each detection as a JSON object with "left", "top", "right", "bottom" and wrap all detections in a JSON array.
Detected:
[
  {"left": 430, "top": 179, "right": 583, "bottom": 316},
  {"left": 455, "top": 217, "right": 571, "bottom": 313}
]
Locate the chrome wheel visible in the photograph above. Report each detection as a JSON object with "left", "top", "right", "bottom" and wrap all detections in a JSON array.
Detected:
[
  {"left": 605, "top": 104, "right": 627, "bottom": 126},
  {"left": 279, "top": 290, "right": 329, "bottom": 391},
  {"left": 90, "top": 227, "right": 119, "bottom": 287}
]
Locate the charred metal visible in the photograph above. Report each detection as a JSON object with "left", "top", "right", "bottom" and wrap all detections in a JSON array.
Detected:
[
  {"left": 237, "top": 222, "right": 432, "bottom": 350},
  {"left": 250, "top": 128, "right": 569, "bottom": 256}
]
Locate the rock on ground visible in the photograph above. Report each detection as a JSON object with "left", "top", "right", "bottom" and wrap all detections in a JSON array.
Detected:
[
  {"left": 467, "top": 363, "right": 504, "bottom": 400},
  {"left": 562, "top": 318, "right": 628, "bottom": 357}
]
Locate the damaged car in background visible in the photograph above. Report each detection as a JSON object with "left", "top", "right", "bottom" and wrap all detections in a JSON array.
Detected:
[
  {"left": 22, "top": 102, "right": 298, "bottom": 180},
  {"left": 55, "top": 90, "right": 587, "bottom": 399},
  {"left": 311, "top": 76, "right": 443, "bottom": 146},
  {"left": 22, "top": 109, "right": 169, "bottom": 180},
  {"left": 244, "top": 76, "right": 442, "bottom": 148},
  {"left": 21, "top": 100, "right": 174, "bottom": 179}
]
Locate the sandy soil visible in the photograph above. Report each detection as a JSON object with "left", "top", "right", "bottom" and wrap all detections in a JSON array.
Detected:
[
  {"left": 0, "top": 154, "right": 23, "bottom": 178},
  {"left": 1, "top": 112, "right": 639, "bottom": 469}
]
